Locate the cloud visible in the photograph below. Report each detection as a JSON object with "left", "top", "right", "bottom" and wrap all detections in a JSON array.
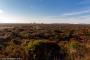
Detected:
[
  {"left": 62, "top": 10, "right": 90, "bottom": 16},
  {"left": 0, "top": 13, "right": 90, "bottom": 24},
  {"left": 27, "top": 14, "right": 90, "bottom": 24},
  {"left": 0, "top": 9, "right": 90, "bottom": 24}
]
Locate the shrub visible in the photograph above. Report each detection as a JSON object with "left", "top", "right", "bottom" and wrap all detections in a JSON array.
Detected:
[{"left": 25, "top": 40, "right": 68, "bottom": 60}]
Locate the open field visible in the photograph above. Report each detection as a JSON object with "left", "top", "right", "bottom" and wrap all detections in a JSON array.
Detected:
[{"left": 0, "top": 24, "right": 90, "bottom": 60}]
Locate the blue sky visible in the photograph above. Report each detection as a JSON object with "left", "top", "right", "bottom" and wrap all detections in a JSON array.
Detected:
[{"left": 0, "top": 0, "right": 90, "bottom": 23}]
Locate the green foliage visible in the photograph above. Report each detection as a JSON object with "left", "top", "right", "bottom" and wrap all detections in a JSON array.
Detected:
[
  {"left": 69, "top": 43, "right": 78, "bottom": 49},
  {"left": 25, "top": 40, "right": 48, "bottom": 54}
]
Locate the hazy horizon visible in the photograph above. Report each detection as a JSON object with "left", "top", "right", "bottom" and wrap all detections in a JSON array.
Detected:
[{"left": 0, "top": 0, "right": 90, "bottom": 24}]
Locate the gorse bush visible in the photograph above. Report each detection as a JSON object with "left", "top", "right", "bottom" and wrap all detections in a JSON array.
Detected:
[
  {"left": 25, "top": 40, "right": 48, "bottom": 54},
  {"left": 25, "top": 40, "right": 69, "bottom": 60}
]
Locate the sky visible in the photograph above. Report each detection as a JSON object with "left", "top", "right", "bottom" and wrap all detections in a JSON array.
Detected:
[{"left": 0, "top": 0, "right": 90, "bottom": 23}]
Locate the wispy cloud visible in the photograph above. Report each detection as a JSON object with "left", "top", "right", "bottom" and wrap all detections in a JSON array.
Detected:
[
  {"left": 0, "top": 9, "right": 90, "bottom": 24},
  {"left": 62, "top": 10, "right": 90, "bottom": 16},
  {"left": 47, "top": 15, "right": 90, "bottom": 24},
  {"left": 0, "top": 13, "right": 90, "bottom": 24}
]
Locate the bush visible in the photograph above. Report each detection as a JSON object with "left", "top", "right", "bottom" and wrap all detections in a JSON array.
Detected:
[{"left": 25, "top": 40, "right": 68, "bottom": 60}]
